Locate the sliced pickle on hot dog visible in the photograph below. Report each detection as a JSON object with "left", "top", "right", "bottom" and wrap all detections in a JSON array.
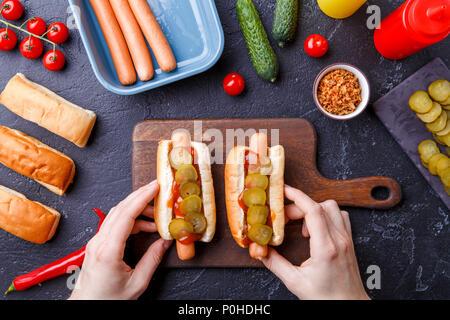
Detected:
[
  {"left": 169, "top": 218, "right": 194, "bottom": 240},
  {"left": 175, "top": 164, "right": 198, "bottom": 185},
  {"left": 426, "top": 110, "right": 447, "bottom": 133},
  {"left": 259, "top": 156, "right": 273, "bottom": 175},
  {"left": 428, "top": 79, "right": 450, "bottom": 102},
  {"left": 247, "top": 205, "right": 269, "bottom": 225},
  {"left": 418, "top": 140, "right": 439, "bottom": 163},
  {"left": 180, "top": 182, "right": 201, "bottom": 199},
  {"left": 440, "top": 167, "right": 450, "bottom": 187},
  {"left": 248, "top": 224, "right": 273, "bottom": 246},
  {"left": 179, "top": 195, "right": 202, "bottom": 215},
  {"left": 428, "top": 153, "right": 447, "bottom": 175},
  {"left": 185, "top": 212, "right": 207, "bottom": 234},
  {"left": 409, "top": 91, "right": 433, "bottom": 114},
  {"left": 170, "top": 147, "right": 193, "bottom": 170},
  {"left": 436, "top": 156, "right": 450, "bottom": 177},
  {"left": 245, "top": 174, "right": 269, "bottom": 190},
  {"left": 243, "top": 188, "right": 267, "bottom": 207},
  {"left": 417, "top": 102, "right": 442, "bottom": 123}
]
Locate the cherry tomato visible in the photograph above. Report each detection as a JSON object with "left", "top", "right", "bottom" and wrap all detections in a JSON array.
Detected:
[
  {"left": 304, "top": 34, "right": 329, "bottom": 58},
  {"left": 27, "top": 17, "right": 47, "bottom": 36},
  {"left": 43, "top": 50, "right": 65, "bottom": 71},
  {"left": 0, "top": 28, "right": 17, "bottom": 51},
  {"left": 223, "top": 73, "right": 245, "bottom": 96},
  {"left": 178, "top": 233, "right": 202, "bottom": 245},
  {"left": 20, "top": 36, "right": 44, "bottom": 59},
  {"left": 0, "top": 0, "right": 23, "bottom": 20},
  {"left": 46, "top": 22, "right": 69, "bottom": 44}
]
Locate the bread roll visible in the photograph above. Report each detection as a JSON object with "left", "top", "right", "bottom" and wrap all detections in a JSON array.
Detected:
[
  {"left": 0, "top": 73, "right": 97, "bottom": 148},
  {"left": 0, "top": 186, "right": 61, "bottom": 244},
  {"left": 0, "top": 126, "right": 75, "bottom": 196},
  {"left": 154, "top": 140, "right": 216, "bottom": 243}
]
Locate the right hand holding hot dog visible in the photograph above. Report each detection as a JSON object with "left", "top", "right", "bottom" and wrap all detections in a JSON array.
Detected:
[{"left": 262, "top": 185, "right": 370, "bottom": 300}]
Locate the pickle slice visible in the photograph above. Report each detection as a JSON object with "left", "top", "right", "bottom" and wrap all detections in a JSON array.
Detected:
[
  {"left": 169, "top": 219, "right": 194, "bottom": 240},
  {"left": 442, "top": 95, "right": 450, "bottom": 107},
  {"left": 175, "top": 164, "right": 198, "bottom": 185},
  {"left": 169, "top": 147, "right": 193, "bottom": 170},
  {"left": 416, "top": 102, "right": 442, "bottom": 123},
  {"left": 409, "top": 91, "right": 433, "bottom": 113},
  {"left": 418, "top": 140, "right": 439, "bottom": 163},
  {"left": 248, "top": 224, "right": 273, "bottom": 246},
  {"left": 446, "top": 186, "right": 450, "bottom": 196},
  {"left": 179, "top": 195, "right": 202, "bottom": 215},
  {"left": 435, "top": 112, "right": 450, "bottom": 136},
  {"left": 245, "top": 174, "right": 269, "bottom": 190},
  {"left": 434, "top": 134, "right": 446, "bottom": 146},
  {"left": 436, "top": 157, "right": 450, "bottom": 177},
  {"left": 441, "top": 132, "right": 450, "bottom": 147},
  {"left": 428, "top": 153, "right": 447, "bottom": 175},
  {"left": 180, "top": 182, "right": 201, "bottom": 199},
  {"left": 426, "top": 109, "right": 448, "bottom": 133},
  {"left": 243, "top": 188, "right": 267, "bottom": 207},
  {"left": 428, "top": 79, "right": 450, "bottom": 102},
  {"left": 185, "top": 212, "right": 207, "bottom": 234},
  {"left": 421, "top": 159, "right": 429, "bottom": 169},
  {"left": 247, "top": 205, "right": 269, "bottom": 226},
  {"left": 440, "top": 167, "right": 450, "bottom": 187}
]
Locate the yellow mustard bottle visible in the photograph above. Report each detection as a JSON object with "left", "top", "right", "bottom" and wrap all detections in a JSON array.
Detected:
[{"left": 317, "top": 0, "right": 367, "bottom": 19}]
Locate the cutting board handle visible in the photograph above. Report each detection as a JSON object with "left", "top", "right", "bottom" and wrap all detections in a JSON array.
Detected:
[{"left": 317, "top": 176, "right": 402, "bottom": 209}]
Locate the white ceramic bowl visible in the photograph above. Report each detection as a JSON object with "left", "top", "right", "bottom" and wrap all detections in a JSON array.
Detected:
[{"left": 313, "top": 63, "right": 371, "bottom": 120}]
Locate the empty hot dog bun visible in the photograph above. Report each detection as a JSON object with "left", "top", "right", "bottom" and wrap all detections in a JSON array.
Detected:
[
  {"left": 225, "top": 144, "right": 285, "bottom": 248},
  {"left": 0, "top": 73, "right": 97, "bottom": 148},
  {"left": 155, "top": 140, "right": 216, "bottom": 242},
  {"left": 0, "top": 126, "right": 76, "bottom": 196},
  {"left": 0, "top": 185, "right": 61, "bottom": 244}
]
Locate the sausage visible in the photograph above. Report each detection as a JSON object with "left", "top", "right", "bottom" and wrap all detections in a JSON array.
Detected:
[
  {"left": 248, "top": 133, "right": 269, "bottom": 260},
  {"left": 171, "top": 131, "right": 195, "bottom": 260},
  {"left": 128, "top": 0, "right": 177, "bottom": 73},
  {"left": 89, "top": 0, "right": 136, "bottom": 85},
  {"left": 109, "top": 0, "right": 154, "bottom": 81}
]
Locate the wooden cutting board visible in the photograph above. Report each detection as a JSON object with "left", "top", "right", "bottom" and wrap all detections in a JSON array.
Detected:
[{"left": 131, "top": 118, "right": 401, "bottom": 267}]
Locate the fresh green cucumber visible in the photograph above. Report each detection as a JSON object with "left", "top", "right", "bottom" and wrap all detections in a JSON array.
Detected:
[
  {"left": 236, "top": 0, "right": 279, "bottom": 83},
  {"left": 272, "top": 0, "right": 299, "bottom": 47}
]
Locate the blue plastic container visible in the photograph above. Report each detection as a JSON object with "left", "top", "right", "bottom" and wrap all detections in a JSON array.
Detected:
[{"left": 68, "top": 0, "right": 224, "bottom": 95}]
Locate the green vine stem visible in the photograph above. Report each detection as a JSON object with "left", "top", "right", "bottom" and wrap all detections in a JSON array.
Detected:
[{"left": 0, "top": 17, "right": 56, "bottom": 50}]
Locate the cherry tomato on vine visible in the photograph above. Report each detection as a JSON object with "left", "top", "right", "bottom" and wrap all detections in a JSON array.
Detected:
[
  {"left": 0, "top": 28, "right": 17, "bottom": 51},
  {"left": 0, "top": 0, "right": 23, "bottom": 20},
  {"left": 20, "top": 36, "right": 44, "bottom": 59},
  {"left": 46, "top": 22, "right": 69, "bottom": 44},
  {"left": 43, "top": 50, "right": 65, "bottom": 71},
  {"left": 223, "top": 73, "right": 245, "bottom": 96},
  {"left": 27, "top": 17, "right": 47, "bottom": 36},
  {"left": 304, "top": 34, "right": 329, "bottom": 58}
]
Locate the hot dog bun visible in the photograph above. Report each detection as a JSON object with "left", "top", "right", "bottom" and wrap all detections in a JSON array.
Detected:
[
  {"left": 225, "top": 145, "right": 285, "bottom": 248},
  {"left": 155, "top": 140, "right": 216, "bottom": 242},
  {"left": 0, "top": 126, "right": 75, "bottom": 196},
  {"left": 0, "top": 73, "right": 97, "bottom": 148},
  {"left": 0, "top": 185, "right": 61, "bottom": 244}
]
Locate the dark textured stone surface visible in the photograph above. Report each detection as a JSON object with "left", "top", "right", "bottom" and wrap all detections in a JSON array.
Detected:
[{"left": 0, "top": 0, "right": 449, "bottom": 300}]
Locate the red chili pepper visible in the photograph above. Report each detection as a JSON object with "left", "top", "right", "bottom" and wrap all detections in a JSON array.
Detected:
[{"left": 5, "top": 208, "right": 106, "bottom": 295}]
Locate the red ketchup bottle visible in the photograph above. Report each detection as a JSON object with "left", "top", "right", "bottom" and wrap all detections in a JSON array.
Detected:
[{"left": 374, "top": 0, "right": 450, "bottom": 60}]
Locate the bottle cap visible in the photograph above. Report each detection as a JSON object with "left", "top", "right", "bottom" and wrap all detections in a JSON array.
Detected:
[{"left": 408, "top": 0, "right": 450, "bottom": 39}]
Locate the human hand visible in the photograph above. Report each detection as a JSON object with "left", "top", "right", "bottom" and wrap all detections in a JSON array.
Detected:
[
  {"left": 262, "top": 185, "right": 370, "bottom": 300},
  {"left": 69, "top": 180, "right": 172, "bottom": 300}
]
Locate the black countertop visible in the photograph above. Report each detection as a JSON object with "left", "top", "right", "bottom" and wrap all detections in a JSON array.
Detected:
[{"left": 0, "top": 0, "right": 449, "bottom": 300}]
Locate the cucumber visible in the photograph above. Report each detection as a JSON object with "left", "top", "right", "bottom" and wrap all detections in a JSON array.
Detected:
[
  {"left": 272, "top": 0, "right": 299, "bottom": 47},
  {"left": 236, "top": 0, "right": 279, "bottom": 82}
]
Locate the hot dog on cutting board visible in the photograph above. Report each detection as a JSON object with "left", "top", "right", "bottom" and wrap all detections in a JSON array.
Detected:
[
  {"left": 225, "top": 133, "right": 285, "bottom": 260},
  {"left": 154, "top": 131, "right": 216, "bottom": 261}
]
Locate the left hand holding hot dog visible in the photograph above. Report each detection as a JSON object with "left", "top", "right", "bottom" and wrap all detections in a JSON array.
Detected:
[{"left": 69, "top": 180, "right": 172, "bottom": 300}]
